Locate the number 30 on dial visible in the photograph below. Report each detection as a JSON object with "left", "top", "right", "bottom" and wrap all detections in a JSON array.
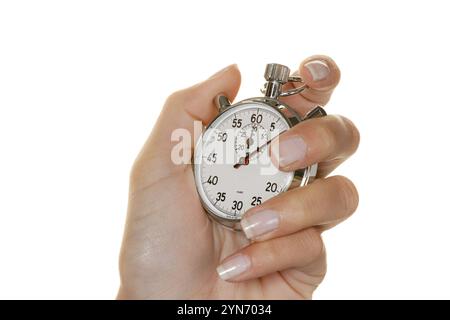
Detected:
[{"left": 194, "top": 102, "right": 296, "bottom": 227}]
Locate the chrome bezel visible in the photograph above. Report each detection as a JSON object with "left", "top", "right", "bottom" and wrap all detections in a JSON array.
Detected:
[{"left": 193, "top": 97, "right": 317, "bottom": 231}]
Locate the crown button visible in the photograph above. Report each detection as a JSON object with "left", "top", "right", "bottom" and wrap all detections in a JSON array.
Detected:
[{"left": 264, "top": 63, "right": 291, "bottom": 84}]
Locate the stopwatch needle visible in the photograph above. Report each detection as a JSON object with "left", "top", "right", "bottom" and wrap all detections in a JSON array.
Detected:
[
  {"left": 233, "top": 153, "right": 249, "bottom": 169},
  {"left": 233, "top": 131, "right": 285, "bottom": 169}
]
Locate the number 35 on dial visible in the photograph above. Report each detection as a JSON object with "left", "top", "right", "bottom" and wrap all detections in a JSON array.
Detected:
[{"left": 194, "top": 100, "right": 317, "bottom": 230}]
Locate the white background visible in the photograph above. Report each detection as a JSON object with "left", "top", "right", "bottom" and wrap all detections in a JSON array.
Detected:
[{"left": 1, "top": 0, "right": 449, "bottom": 299}]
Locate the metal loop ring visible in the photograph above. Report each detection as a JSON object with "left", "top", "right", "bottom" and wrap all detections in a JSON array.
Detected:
[
  {"left": 260, "top": 75, "right": 308, "bottom": 97},
  {"left": 279, "top": 76, "right": 308, "bottom": 97}
]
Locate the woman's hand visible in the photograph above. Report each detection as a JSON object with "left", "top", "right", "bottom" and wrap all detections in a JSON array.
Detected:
[{"left": 118, "top": 55, "right": 359, "bottom": 299}]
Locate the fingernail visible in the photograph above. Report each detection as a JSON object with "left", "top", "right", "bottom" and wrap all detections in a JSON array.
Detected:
[
  {"left": 271, "top": 135, "right": 307, "bottom": 169},
  {"left": 216, "top": 254, "right": 251, "bottom": 281},
  {"left": 304, "top": 60, "right": 330, "bottom": 81},
  {"left": 209, "top": 64, "right": 237, "bottom": 80},
  {"left": 241, "top": 209, "right": 280, "bottom": 239}
]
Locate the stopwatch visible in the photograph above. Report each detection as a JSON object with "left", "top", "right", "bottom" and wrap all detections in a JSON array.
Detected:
[{"left": 193, "top": 63, "right": 326, "bottom": 230}]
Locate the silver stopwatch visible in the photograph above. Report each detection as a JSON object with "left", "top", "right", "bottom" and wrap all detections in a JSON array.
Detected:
[{"left": 193, "top": 63, "right": 326, "bottom": 230}]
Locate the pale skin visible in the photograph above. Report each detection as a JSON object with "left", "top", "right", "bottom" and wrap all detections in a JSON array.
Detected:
[{"left": 117, "top": 55, "right": 360, "bottom": 299}]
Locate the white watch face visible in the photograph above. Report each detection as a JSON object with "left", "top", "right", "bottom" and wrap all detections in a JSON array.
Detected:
[{"left": 194, "top": 102, "right": 294, "bottom": 221}]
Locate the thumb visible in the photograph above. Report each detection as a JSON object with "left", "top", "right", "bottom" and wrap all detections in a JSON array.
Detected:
[
  {"left": 299, "top": 55, "right": 340, "bottom": 105},
  {"left": 131, "top": 64, "right": 241, "bottom": 190},
  {"left": 280, "top": 55, "right": 340, "bottom": 115}
]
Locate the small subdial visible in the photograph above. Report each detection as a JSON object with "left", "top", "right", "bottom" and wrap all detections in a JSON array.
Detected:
[{"left": 234, "top": 123, "right": 269, "bottom": 164}]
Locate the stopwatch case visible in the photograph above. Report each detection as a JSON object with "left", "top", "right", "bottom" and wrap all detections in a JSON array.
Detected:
[{"left": 194, "top": 96, "right": 323, "bottom": 231}]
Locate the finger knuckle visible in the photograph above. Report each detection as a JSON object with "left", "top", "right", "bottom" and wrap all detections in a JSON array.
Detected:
[
  {"left": 342, "top": 116, "right": 360, "bottom": 154},
  {"left": 129, "top": 151, "right": 150, "bottom": 186},
  {"left": 165, "top": 89, "right": 189, "bottom": 106},
  {"left": 129, "top": 159, "right": 143, "bottom": 185},
  {"left": 333, "top": 115, "right": 360, "bottom": 156},
  {"left": 315, "top": 122, "right": 336, "bottom": 155},
  {"left": 296, "top": 189, "right": 317, "bottom": 224},
  {"left": 300, "top": 228, "right": 325, "bottom": 261},
  {"left": 257, "top": 241, "right": 279, "bottom": 268},
  {"left": 332, "top": 175, "right": 359, "bottom": 217}
]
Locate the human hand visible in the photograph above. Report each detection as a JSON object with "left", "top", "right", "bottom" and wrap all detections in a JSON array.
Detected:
[{"left": 117, "top": 56, "right": 359, "bottom": 299}]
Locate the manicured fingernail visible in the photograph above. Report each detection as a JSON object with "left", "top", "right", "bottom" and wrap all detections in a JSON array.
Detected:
[
  {"left": 209, "top": 64, "right": 237, "bottom": 80},
  {"left": 271, "top": 135, "right": 307, "bottom": 169},
  {"left": 304, "top": 60, "right": 330, "bottom": 81},
  {"left": 241, "top": 210, "right": 280, "bottom": 239},
  {"left": 216, "top": 254, "right": 251, "bottom": 281}
]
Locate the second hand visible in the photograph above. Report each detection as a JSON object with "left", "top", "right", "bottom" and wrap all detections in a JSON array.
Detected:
[{"left": 233, "top": 130, "right": 286, "bottom": 169}]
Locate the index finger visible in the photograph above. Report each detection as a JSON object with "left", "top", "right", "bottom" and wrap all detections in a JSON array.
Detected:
[{"left": 280, "top": 55, "right": 341, "bottom": 116}]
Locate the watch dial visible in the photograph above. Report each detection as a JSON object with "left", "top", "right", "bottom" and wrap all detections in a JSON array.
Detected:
[{"left": 194, "top": 103, "right": 294, "bottom": 221}]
